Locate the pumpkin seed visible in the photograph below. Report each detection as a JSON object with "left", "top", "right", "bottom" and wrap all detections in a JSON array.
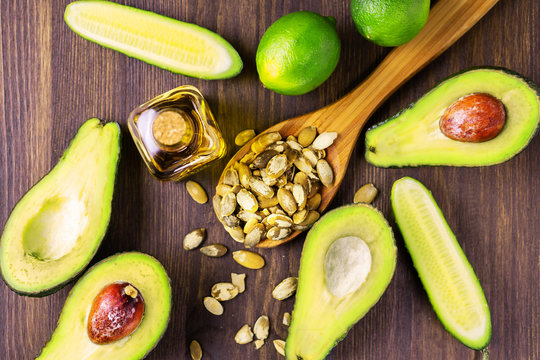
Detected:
[
  {"left": 203, "top": 296, "right": 223, "bottom": 315},
  {"left": 211, "top": 282, "right": 239, "bottom": 301},
  {"left": 272, "top": 277, "right": 298, "bottom": 300},
  {"left": 292, "top": 224, "right": 310, "bottom": 231},
  {"left": 277, "top": 188, "right": 297, "bottom": 215},
  {"left": 282, "top": 312, "right": 291, "bottom": 326},
  {"left": 273, "top": 340, "right": 286, "bottom": 356},
  {"left": 315, "top": 148, "right": 326, "bottom": 159},
  {"left": 237, "top": 189, "right": 258, "bottom": 212},
  {"left": 308, "top": 181, "right": 321, "bottom": 198},
  {"left": 293, "top": 171, "right": 309, "bottom": 189},
  {"left": 232, "top": 250, "right": 265, "bottom": 269},
  {"left": 276, "top": 174, "right": 288, "bottom": 187},
  {"left": 302, "top": 148, "right": 318, "bottom": 167},
  {"left": 257, "top": 132, "right": 282, "bottom": 147},
  {"left": 235, "top": 129, "right": 256, "bottom": 146},
  {"left": 292, "top": 209, "right": 308, "bottom": 224},
  {"left": 235, "top": 162, "right": 252, "bottom": 188},
  {"left": 237, "top": 210, "right": 262, "bottom": 222},
  {"left": 266, "top": 154, "right": 288, "bottom": 179},
  {"left": 298, "top": 126, "right": 317, "bottom": 147},
  {"left": 183, "top": 228, "right": 206, "bottom": 250},
  {"left": 260, "top": 169, "right": 278, "bottom": 186},
  {"left": 267, "top": 226, "right": 291, "bottom": 241},
  {"left": 286, "top": 139, "right": 303, "bottom": 152},
  {"left": 240, "top": 151, "right": 257, "bottom": 164},
  {"left": 307, "top": 193, "right": 321, "bottom": 210},
  {"left": 316, "top": 159, "right": 333, "bottom": 187},
  {"left": 216, "top": 183, "right": 232, "bottom": 197},
  {"left": 284, "top": 148, "right": 299, "bottom": 165},
  {"left": 220, "top": 192, "right": 237, "bottom": 216},
  {"left": 249, "top": 177, "right": 274, "bottom": 198},
  {"left": 200, "top": 244, "right": 228, "bottom": 257},
  {"left": 243, "top": 217, "right": 258, "bottom": 234},
  {"left": 311, "top": 131, "right": 338, "bottom": 150},
  {"left": 231, "top": 273, "right": 246, "bottom": 293},
  {"left": 267, "top": 214, "right": 293, "bottom": 228},
  {"left": 293, "top": 155, "right": 314, "bottom": 174},
  {"left": 222, "top": 215, "right": 240, "bottom": 227},
  {"left": 223, "top": 168, "right": 240, "bottom": 186},
  {"left": 186, "top": 181, "right": 208, "bottom": 204},
  {"left": 297, "top": 210, "right": 320, "bottom": 226},
  {"left": 251, "top": 149, "right": 279, "bottom": 169},
  {"left": 252, "top": 169, "right": 261, "bottom": 176},
  {"left": 253, "top": 339, "right": 265, "bottom": 350},
  {"left": 266, "top": 141, "right": 288, "bottom": 153},
  {"left": 234, "top": 324, "right": 254, "bottom": 344},
  {"left": 225, "top": 226, "right": 245, "bottom": 243},
  {"left": 245, "top": 224, "right": 265, "bottom": 247},
  {"left": 286, "top": 135, "right": 297, "bottom": 142},
  {"left": 189, "top": 340, "right": 202, "bottom": 360},
  {"left": 258, "top": 195, "right": 279, "bottom": 208},
  {"left": 251, "top": 139, "right": 267, "bottom": 154},
  {"left": 292, "top": 184, "right": 307, "bottom": 209},
  {"left": 213, "top": 194, "right": 223, "bottom": 219},
  {"left": 353, "top": 183, "right": 378, "bottom": 204},
  {"left": 253, "top": 315, "right": 270, "bottom": 340}
]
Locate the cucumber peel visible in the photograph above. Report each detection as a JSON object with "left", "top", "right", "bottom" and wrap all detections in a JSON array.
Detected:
[
  {"left": 391, "top": 177, "right": 491, "bottom": 350},
  {"left": 64, "top": 1, "right": 243, "bottom": 79}
]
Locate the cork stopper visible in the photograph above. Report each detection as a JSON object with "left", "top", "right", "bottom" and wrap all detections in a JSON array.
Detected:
[{"left": 152, "top": 110, "right": 188, "bottom": 147}]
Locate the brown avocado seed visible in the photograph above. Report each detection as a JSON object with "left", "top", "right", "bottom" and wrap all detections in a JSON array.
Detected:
[
  {"left": 439, "top": 93, "right": 506, "bottom": 142},
  {"left": 87, "top": 282, "right": 145, "bottom": 344}
]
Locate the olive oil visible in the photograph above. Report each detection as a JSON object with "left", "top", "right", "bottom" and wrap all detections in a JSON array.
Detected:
[{"left": 128, "top": 86, "right": 226, "bottom": 181}]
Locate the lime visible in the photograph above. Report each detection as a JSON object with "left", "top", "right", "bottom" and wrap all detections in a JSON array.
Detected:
[
  {"left": 64, "top": 1, "right": 242, "bottom": 79},
  {"left": 256, "top": 11, "right": 341, "bottom": 96},
  {"left": 351, "top": 0, "right": 430, "bottom": 47}
]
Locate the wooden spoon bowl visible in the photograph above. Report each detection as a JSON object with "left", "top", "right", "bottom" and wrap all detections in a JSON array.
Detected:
[{"left": 218, "top": 0, "right": 500, "bottom": 248}]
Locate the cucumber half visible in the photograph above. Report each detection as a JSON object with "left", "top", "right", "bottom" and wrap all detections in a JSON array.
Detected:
[
  {"left": 64, "top": 1, "right": 243, "bottom": 79},
  {"left": 391, "top": 177, "right": 491, "bottom": 350}
]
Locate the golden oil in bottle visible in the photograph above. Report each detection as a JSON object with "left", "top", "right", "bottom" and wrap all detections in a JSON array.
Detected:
[{"left": 128, "top": 85, "right": 226, "bottom": 181}]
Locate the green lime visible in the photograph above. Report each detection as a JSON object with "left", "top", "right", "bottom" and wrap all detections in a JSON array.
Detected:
[
  {"left": 256, "top": 11, "right": 341, "bottom": 96},
  {"left": 64, "top": 1, "right": 242, "bottom": 79},
  {"left": 351, "top": 0, "right": 430, "bottom": 47}
]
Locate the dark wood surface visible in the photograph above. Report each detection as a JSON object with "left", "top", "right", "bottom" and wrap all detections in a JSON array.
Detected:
[{"left": 0, "top": 0, "right": 538, "bottom": 359}]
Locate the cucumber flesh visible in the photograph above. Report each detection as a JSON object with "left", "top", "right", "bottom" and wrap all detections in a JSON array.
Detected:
[
  {"left": 391, "top": 177, "right": 491, "bottom": 350},
  {"left": 64, "top": 1, "right": 243, "bottom": 79}
]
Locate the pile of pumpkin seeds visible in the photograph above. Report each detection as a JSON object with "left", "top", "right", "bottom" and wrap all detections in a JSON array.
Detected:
[{"left": 213, "top": 127, "right": 338, "bottom": 247}]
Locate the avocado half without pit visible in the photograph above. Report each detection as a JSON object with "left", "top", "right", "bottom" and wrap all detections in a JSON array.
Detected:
[
  {"left": 0, "top": 118, "right": 121, "bottom": 296},
  {"left": 365, "top": 67, "right": 540, "bottom": 167},
  {"left": 286, "top": 204, "right": 396, "bottom": 360},
  {"left": 37, "top": 252, "right": 172, "bottom": 360}
]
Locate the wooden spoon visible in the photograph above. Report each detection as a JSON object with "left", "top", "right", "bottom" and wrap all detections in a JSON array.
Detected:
[{"left": 218, "top": 0, "right": 499, "bottom": 248}]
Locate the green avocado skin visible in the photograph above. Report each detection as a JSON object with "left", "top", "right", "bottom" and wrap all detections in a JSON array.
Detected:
[
  {"left": 365, "top": 66, "right": 540, "bottom": 167},
  {"left": 0, "top": 119, "right": 121, "bottom": 296}
]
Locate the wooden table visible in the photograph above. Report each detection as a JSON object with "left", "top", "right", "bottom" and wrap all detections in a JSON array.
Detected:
[{"left": 0, "top": 1, "right": 538, "bottom": 359}]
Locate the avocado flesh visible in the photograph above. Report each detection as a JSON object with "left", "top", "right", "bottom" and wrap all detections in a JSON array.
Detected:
[
  {"left": 286, "top": 205, "right": 396, "bottom": 360},
  {"left": 365, "top": 68, "right": 540, "bottom": 167},
  {"left": 37, "top": 252, "right": 172, "bottom": 360},
  {"left": 0, "top": 119, "right": 120, "bottom": 296}
]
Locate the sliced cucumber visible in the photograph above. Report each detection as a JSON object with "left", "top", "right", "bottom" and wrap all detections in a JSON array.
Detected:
[
  {"left": 64, "top": 1, "right": 243, "bottom": 79},
  {"left": 391, "top": 177, "right": 491, "bottom": 350}
]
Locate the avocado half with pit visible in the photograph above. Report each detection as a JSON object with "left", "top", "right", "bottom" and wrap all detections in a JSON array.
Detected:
[
  {"left": 365, "top": 67, "right": 540, "bottom": 167},
  {"left": 37, "top": 252, "right": 172, "bottom": 360},
  {"left": 0, "top": 118, "right": 120, "bottom": 296},
  {"left": 286, "top": 204, "right": 396, "bottom": 360}
]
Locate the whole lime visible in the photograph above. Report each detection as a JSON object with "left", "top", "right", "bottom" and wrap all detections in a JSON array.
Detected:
[
  {"left": 256, "top": 11, "right": 341, "bottom": 96},
  {"left": 351, "top": 0, "right": 430, "bottom": 47}
]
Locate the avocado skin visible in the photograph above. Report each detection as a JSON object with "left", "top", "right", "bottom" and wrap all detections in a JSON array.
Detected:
[
  {"left": 365, "top": 66, "right": 540, "bottom": 167},
  {"left": 0, "top": 119, "right": 121, "bottom": 296},
  {"left": 36, "top": 252, "right": 172, "bottom": 360}
]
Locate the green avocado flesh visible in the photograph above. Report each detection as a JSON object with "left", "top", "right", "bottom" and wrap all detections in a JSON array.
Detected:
[
  {"left": 365, "top": 67, "right": 540, "bottom": 167},
  {"left": 391, "top": 177, "right": 491, "bottom": 350},
  {"left": 0, "top": 119, "right": 120, "bottom": 296},
  {"left": 37, "top": 252, "right": 172, "bottom": 360},
  {"left": 286, "top": 204, "right": 396, "bottom": 360}
]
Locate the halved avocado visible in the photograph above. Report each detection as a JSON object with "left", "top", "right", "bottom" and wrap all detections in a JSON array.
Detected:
[
  {"left": 365, "top": 67, "right": 540, "bottom": 167},
  {"left": 37, "top": 252, "right": 172, "bottom": 360},
  {"left": 286, "top": 204, "right": 396, "bottom": 360},
  {"left": 0, "top": 119, "right": 120, "bottom": 296}
]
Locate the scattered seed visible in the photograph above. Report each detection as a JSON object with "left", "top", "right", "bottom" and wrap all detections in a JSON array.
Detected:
[
  {"left": 273, "top": 339, "right": 286, "bottom": 356},
  {"left": 200, "top": 244, "right": 228, "bottom": 257},
  {"left": 211, "top": 282, "right": 239, "bottom": 301},
  {"left": 253, "top": 339, "right": 265, "bottom": 350},
  {"left": 311, "top": 131, "right": 338, "bottom": 150},
  {"left": 235, "top": 129, "right": 256, "bottom": 146},
  {"left": 183, "top": 228, "right": 206, "bottom": 250},
  {"left": 316, "top": 159, "right": 334, "bottom": 187},
  {"left": 234, "top": 324, "right": 254, "bottom": 344},
  {"left": 233, "top": 250, "right": 265, "bottom": 269},
  {"left": 186, "top": 181, "right": 208, "bottom": 204},
  {"left": 298, "top": 126, "right": 317, "bottom": 147},
  {"left": 231, "top": 273, "right": 246, "bottom": 293},
  {"left": 353, "top": 183, "right": 378, "bottom": 204},
  {"left": 203, "top": 296, "right": 223, "bottom": 315},
  {"left": 272, "top": 277, "right": 298, "bottom": 300},
  {"left": 189, "top": 340, "right": 202, "bottom": 360},
  {"left": 253, "top": 315, "right": 270, "bottom": 340},
  {"left": 282, "top": 312, "right": 291, "bottom": 326}
]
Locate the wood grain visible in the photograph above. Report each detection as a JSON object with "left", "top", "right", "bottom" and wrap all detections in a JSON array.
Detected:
[{"left": 0, "top": 0, "right": 538, "bottom": 359}]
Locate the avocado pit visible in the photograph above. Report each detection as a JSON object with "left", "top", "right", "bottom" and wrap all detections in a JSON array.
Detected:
[
  {"left": 87, "top": 282, "right": 145, "bottom": 344},
  {"left": 439, "top": 93, "right": 506, "bottom": 142}
]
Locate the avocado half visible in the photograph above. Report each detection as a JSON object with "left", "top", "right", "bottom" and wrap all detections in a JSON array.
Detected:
[
  {"left": 37, "top": 252, "right": 172, "bottom": 360},
  {"left": 365, "top": 67, "right": 540, "bottom": 167},
  {"left": 0, "top": 119, "right": 120, "bottom": 296},
  {"left": 286, "top": 204, "right": 397, "bottom": 360}
]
